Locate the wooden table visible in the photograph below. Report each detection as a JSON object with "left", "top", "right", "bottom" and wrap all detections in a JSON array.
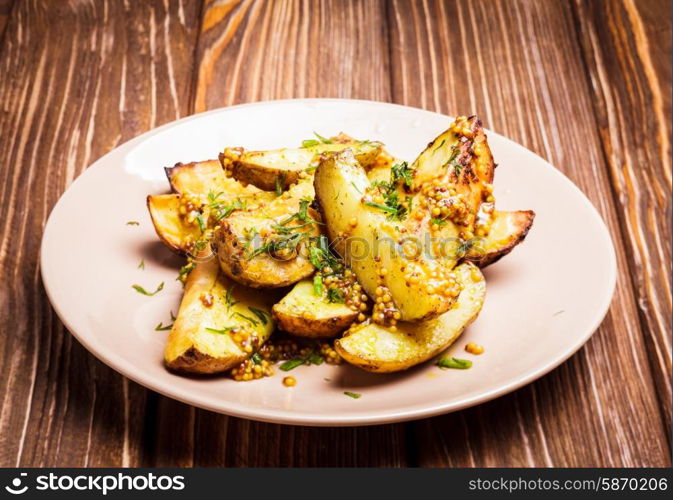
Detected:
[{"left": 0, "top": 0, "right": 670, "bottom": 467}]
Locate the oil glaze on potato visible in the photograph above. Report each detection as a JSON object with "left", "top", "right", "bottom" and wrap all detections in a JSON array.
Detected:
[
  {"left": 165, "top": 258, "right": 274, "bottom": 374},
  {"left": 335, "top": 262, "right": 486, "bottom": 373},
  {"left": 272, "top": 279, "right": 358, "bottom": 337}
]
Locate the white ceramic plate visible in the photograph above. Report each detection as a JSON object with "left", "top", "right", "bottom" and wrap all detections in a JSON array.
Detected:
[{"left": 41, "top": 99, "right": 616, "bottom": 426}]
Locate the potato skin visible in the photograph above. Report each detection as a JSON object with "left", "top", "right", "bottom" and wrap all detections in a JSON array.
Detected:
[
  {"left": 272, "top": 280, "right": 358, "bottom": 337},
  {"left": 222, "top": 141, "right": 383, "bottom": 191},
  {"left": 167, "top": 347, "right": 238, "bottom": 375},
  {"left": 335, "top": 262, "right": 486, "bottom": 373},
  {"left": 165, "top": 159, "right": 273, "bottom": 201},
  {"left": 227, "top": 152, "right": 303, "bottom": 192},
  {"left": 165, "top": 258, "right": 274, "bottom": 374},
  {"left": 467, "top": 210, "right": 535, "bottom": 267}
]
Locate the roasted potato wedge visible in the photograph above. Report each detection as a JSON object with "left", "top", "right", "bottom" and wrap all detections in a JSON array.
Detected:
[
  {"left": 314, "top": 150, "right": 457, "bottom": 322},
  {"left": 221, "top": 140, "right": 383, "bottom": 191},
  {"left": 165, "top": 257, "right": 274, "bottom": 374},
  {"left": 412, "top": 116, "right": 494, "bottom": 212},
  {"left": 165, "top": 159, "right": 272, "bottom": 200},
  {"left": 211, "top": 179, "right": 321, "bottom": 288},
  {"left": 272, "top": 279, "right": 358, "bottom": 338},
  {"left": 335, "top": 262, "right": 485, "bottom": 373},
  {"left": 147, "top": 164, "right": 278, "bottom": 257},
  {"left": 368, "top": 118, "right": 534, "bottom": 269},
  {"left": 466, "top": 210, "right": 535, "bottom": 267},
  {"left": 147, "top": 194, "right": 202, "bottom": 253}
]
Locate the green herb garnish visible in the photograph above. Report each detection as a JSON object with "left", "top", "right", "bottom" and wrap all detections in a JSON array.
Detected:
[
  {"left": 436, "top": 357, "right": 472, "bottom": 369},
  {"left": 365, "top": 201, "right": 398, "bottom": 214},
  {"left": 444, "top": 145, "right": 461, "bottom": 174},
  {"left": 430, "top": 217, "right": 447, "bottom": 226},
  {"left": 248, "top": 307, "right": 268, "bottom": 325},
  {"left": 195, "top": 213, "right": 206, "bottom": 232},
  {"left": 224, "top": 286, "right": 238, "bottom": 310},
  {"left": 155, "top": 322, "right": 173, "bottom": 331},
  {"left": 302, "top": 139, "right": 320, "bottom": 148},
  {"left": 391, "top": 161, "right": 413, "bottom": 187},
  {"left": 132, "top": 282, "right": 164, "bottom": 296},
  {"left": 275, "top": 174, "right": 284, "bottom": 196},
  {"left": 313, "top": 131, "right": 332, "bottom": 144},
  {"left": 213, "top": 197, "right": 247, "bottom": 221},
  {"left": 194, "top": 239, "right": 208, "bottom": 251},
  {"left": 457, "top": 239, "right": 474, "bottom": 256},
  {"left": 251, "top": 352, "right": 263, "bottom": 365},
  {"left": 306, "top": 352, "right": 324, "bottom": 365},
  {"left": 206, "top": 326, "right": 235, "bottom": 335},
  {"left": 234, "top": 312, "right": 259, "bottom": 327},
  {"left": 297, "top": 198, "right": 311, "bottom": 221},
  {"left": 207, "top": 191, "right": 224, "bottom": 205},
  {"left": 126, "top": 221, "right": 140, "bottom": 226},
  {"left": 308, "top": 235, "right": 341, "bottom": 272},
  {"left": 280, "top": 359, "right": 306, "bottom": 371},
  {"left": 344, "top": 391, "right": 361, "bottom": 399},
  {"left": 327, "top": 287, "right": 345, "bottom": 303},
  {"left": 177, "top": 262, "right": 195, "bottom": 282},
  {"left": 248, "top": 230, "right": 311, "bottom": 259},
  {"left": 138, "top": 259, "right": 145, "bottom": 269},
  {"left": 365, "top": 165, "right": 412, "bottom": 221},
  {"left": 313, "top": 274, "right": 323, "bottom": 296}
]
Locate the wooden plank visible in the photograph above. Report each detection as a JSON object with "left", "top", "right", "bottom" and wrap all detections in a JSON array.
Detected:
[
  {"left": 193, "top": 0, "right": 392, "bottom": 107},
  {"left": 0, "top": 0, "right": 12, "bottom": 40},
  {"left": 189, "top": 0, "right": 406, "bottom": 467},
  {"left": 387, "top": 0, "right": 670, "bottom": 466},
  {"left": 572, "top": 0, "right": 672, "bottom": 436},
  {"left": 0, "top": 0, "right": 202, "bottom": 467}
]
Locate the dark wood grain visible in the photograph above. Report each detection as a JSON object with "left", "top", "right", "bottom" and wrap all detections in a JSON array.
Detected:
[
  {"left": 0, "top": 0, "right": 13, "bottom": 40},
  {"left": 572, "top": 0, "right": 672, "bottom": 437},
  {"left": 0, "top": 0, "right": 202, "bottom": 467},
  {"left": 0, "top": 0, "right": 669, "bottom": 467}
]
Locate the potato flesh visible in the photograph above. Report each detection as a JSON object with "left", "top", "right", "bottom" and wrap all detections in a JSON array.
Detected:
[
  {"left": 314, "top": 151, "right": 453, "bottom": 322},
  {"left": 335, "top": 262, "right": 485, "bottom": 373},
  {"left": 467, "top": 210, "right": 535, "bottom": 267},
  {"left": 165, "top": 257, "right": 274, "bottom": 374},
  {"left": 147, "top": 194, "right": 201, "bottom": 253},
  {"left": 272, "top": 279, "right": 358, "bottom": 337}
]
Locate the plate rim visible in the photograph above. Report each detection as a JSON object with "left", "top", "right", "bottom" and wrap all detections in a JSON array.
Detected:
[{"left": 40, "top": 98, "right": 618, "bottom": 426}]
